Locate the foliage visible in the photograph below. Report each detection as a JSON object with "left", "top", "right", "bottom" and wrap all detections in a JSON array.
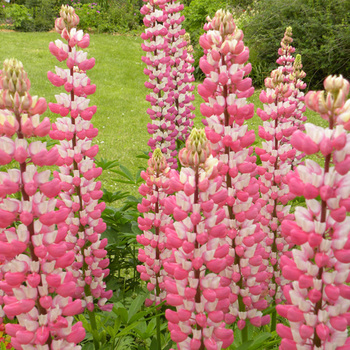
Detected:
[
  {"left": 3, "top": 0, "right": 56, "bottom": 31},
  {"left": 73, "top": 2, "right": 102, "bottom": 31},
  {"left": 78, "top": 295, "right": 171, "bottom": 350},
  {"left": 70, "top": 0, "right": 142, "bottom": 33},
  {"left": 4, "top": 4, "right": 33, "bottom": 30},
  {"left": 2, "top": 0, "right": 142, "bottom": 33},
  {"left": 240, "top": 0, "right": 350, "bottom": 88}
]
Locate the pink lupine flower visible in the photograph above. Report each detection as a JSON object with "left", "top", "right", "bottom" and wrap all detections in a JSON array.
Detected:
[
  {"left": 256, "top": 61, "right": 298, "bottom": 330},
  {"left": 164, "top": 0, "right": 195, "bottom": 142},
  {"left": 278, "top": 76, "right": 350, "bottom": 349},
  {"left": 0, "top": 58, "right": 85, "bottom": 348},
  {"left": 275, "top": 28, "right": 307, "bottom": 166},
  {"left": 198, "top": 9, "right": 269, "bottom": 337},
  {"left": 141, "top": 0, "right": 180, "bottom": 168},
  {"left": 164, "top": 128, "right": 234, "bottom": 350},
  {"left": 48, "top": 4, "right": 111, "bottom": 319},
  {"left": 137, "top": 148, "right": 174, "bottom": 306}
]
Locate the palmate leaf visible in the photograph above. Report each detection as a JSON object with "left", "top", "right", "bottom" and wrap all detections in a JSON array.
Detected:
[
  {"left": 112, "top": 165, "right": 145, "bottom": 185},
  {"left": 95, "top": 157, "right": 120, "bottom": 170},
  {"left": 136, "top": 150, "right": 149, "bottom": 160},
  {"left": 102, "top": 189, "right": 130, "bottom": 203}
]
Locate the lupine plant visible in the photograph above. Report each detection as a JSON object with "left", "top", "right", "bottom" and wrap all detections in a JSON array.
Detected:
[
  {"left": 165, "top": 0, "right": 195, "bottom": 143},
  {"left": 0, "top": 58, "right": 87, "bottom": 348},
  {"left": 256, "top": 67, "right": 297, "bottom": 331},
  {"left": 198, "top": 9, "right": 269, "bottom": 341},
  {"left": 48, "top": 5, "right": 111, "bottom": 348},
  {"left": 137, "top": 148, "right": 174, "bottom": 350},
  {"left": 141, "top": 0, "right": 195, "bottom": 168},
  {"left": 141, "top": 0, "right": 178, "bottom": 168},
  {"left": 276, "top": 27, "right": 307, "bottom": 166},
  {"left": 277, "top": 76, "right": 350, "bottom": 349},
  {"left": 290, "top": 54, "right": 307, "bottom": 133},
  {"left": 164, "top": 128, "right": 234, "bottom": 350}
]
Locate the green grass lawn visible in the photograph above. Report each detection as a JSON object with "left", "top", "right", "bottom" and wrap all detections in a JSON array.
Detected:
[{"left": 0, "top": 31, "right": 322, "bottom": 195}]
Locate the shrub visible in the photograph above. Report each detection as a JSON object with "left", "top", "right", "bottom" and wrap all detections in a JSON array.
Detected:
[
  {"left": 4, "top": 4, "right": 33, "bottom": 31},
  {"left": 100, "top": 0, "right": 142, "bottom": 33},
  {"left": 240, "top": 0, "right": 350, "bottom": 88},
  {"left": 26, "top": 0, "right": 56, "bottom": 31}
]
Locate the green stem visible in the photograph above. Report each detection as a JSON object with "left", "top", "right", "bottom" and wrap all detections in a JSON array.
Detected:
[
  {"left": 87, "top": 309, "right": 100, "bottom": 350},
  {"left": 238, "top": 295, "right": 248, "bottom": 343},
  {"left": 270, "top": 308, "right": 276, "bottom": 333},
  {"left": 156, "top": 310, "right": 161, "bottom": 350},
  {"left": 241, "top": 321, "right": 248, "bottom": 344}
]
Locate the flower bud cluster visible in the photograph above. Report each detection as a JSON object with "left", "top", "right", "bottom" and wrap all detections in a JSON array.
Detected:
[
  {"left": 179, "top": 128, "right": 211, "bottom": 167},
  {"left": 48, "top": 5, "right": 111, "bottom": 316},
  {"left": 141, "top": 0, "right": 195, "bottom": 168},
  {"left": 305, "top": 75, "right": 350, "bottom": 129},
  {"left": 163, "top": 129, "right": 234, "bottom": 350},
  {"left": 278, "top": 75, "right": 350, "bottom": 349},
  {"left": 165, "top": 0, "right": 195, "bottom": 142},
  {"left": 276, "top": 27, "right": 295, "bottom": 80},
  {"left": 55, "top": 5, "right": 79, "bottom": 32},
  {"left": 198, "top": 9, "right": 270, "bottom": 332},
  {"left": 136, "top": 149, "right": 174, "bottom": 306},
  {"left": 0, "top": 59, "right": 86, "bottom": 349}
]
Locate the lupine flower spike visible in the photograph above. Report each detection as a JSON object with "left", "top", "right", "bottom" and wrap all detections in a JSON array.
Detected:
[
  {"left": 137, "top": 148, "right": 174, "bottom": 307},
  {"left": 141, "top": 0, "right": 178, "bottom": 168},
  {"left": 276, "top": 27, "right": 307, "bottom": 166},
  {"left": 278, "top": 75, "right": 350, "bottom": 349},
  {"left": 164, "top": 128, "right": 234, "bottom": 350},
  {"left": 256, "top": 63, "right": 298, "bottom": 330},
  {"left": 198, "top": 9, "right": 269, "bottom": 338},
  {"left": 48, "top": 5, "right": 111, "bottom": 315},
  {"left": 0, "top": 59, "right": 86, "bottom": 349},
  {"left": 165, "top": 0, "right": 195, "bottom": 142}
]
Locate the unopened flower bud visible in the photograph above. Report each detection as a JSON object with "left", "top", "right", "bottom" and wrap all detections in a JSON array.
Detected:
[
  {"left": 148, "top": 148, "right": 168, "bottom": 174},
  {"left": 179, "top": 128, "right": 211, "bottom": 168},
  {"left": 324, "top": 75, "right": 350, "bottom": 97}
]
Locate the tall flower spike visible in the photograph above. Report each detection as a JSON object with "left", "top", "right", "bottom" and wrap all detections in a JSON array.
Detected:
[
  {"left": 275, "top": 28, "right": 307, "bottom": 166},
  {"left": 0, "top": 59, "right": 87, "bottom": 349},
  {"left": 164, "top": 128, "right": 234, "bottom": 350},
  {"left": 48, "top": 5, "right": 111, "bottom": 316},
  {"left": 278, "top": 76, "right": 350, "bottom": 349},
  {"left": 141, "top": 0, "right": 178, "bottom": 168},
  {"left": 165, "top": 0, "right": 195, "bottom": 142},
  {"left": 137, "top": 148, "right": 174, "bottom": 306},
  {"left": 198, "top": 9, "right": 270, "bottom": 336},
  {"left": 256, "top": 63, "right": 297, "bottom": 330}
]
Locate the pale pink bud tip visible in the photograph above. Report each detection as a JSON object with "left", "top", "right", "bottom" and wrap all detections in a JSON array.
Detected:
[{"left": 179, "top": 128, "right": 211, "bottom": 167}]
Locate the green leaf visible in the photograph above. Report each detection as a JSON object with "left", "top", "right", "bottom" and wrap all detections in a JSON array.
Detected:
[
  {"left": 136, "top": 151, "right": 149, "bottom": 160},
  {"left": 128, "top": 294, "right": 147, "bottom": 322},
  {"left": 248, "top": 332, "right": 272, "bottom": 350},
  {"left": 111, "top": 177, "right": 134, "bottom": 185},
  {"left": 150, "top": 337, "right": 159, "bottom": 350},
  {"left": 119, "top": 165, "right": 135, "bottom": 182},
  {"left": 95, "top": 158, "right": 119, "bottom": 170},
  {"left": 234, "top": 341, "right": 253, "bottom": 350},
  {"left": 113, "top": 306, "right": 128, "bottom": 324},
  {"left": 262, "top": 304, "right": 276, "bottom": 315}
]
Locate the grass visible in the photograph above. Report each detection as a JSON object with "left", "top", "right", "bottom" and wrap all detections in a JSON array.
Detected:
[{"left": 0, "top": 31, "right": 321, "bottom": 195}]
